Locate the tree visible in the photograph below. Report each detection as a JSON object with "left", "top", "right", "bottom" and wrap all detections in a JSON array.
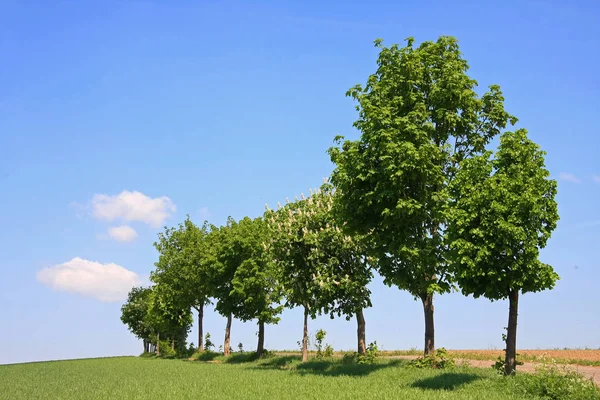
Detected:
[
  {"left": 265, "top": 184, "right": 373, "bottom": 360},
  {"left": 226, "top": 216, "right": 284, "bottom": 357},
  {"left": 153, "top": 216, "right": 212, "bottom": 352},
  {"left": 202, "top": 218, "right": 242, "bottom": 356},
  {"left": 328, "top": 36, "right": 516, "bottom": 355},
  {"left": 146, "top": 283, "right": 194, "bottom": 356},
  {"left": 121, "top": 286, "right": 153, "bottom": 353},
  {"left": 447, "top": 129, "right": 559, "bottom": 375}
]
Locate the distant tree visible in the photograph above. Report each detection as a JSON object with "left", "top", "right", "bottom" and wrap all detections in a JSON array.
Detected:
[
  {"left": 153, "top": 216, "right": 212, "bottom": 352},
  {"left": 201, "top": 218, "right": 240, "bottom": 356},
  {"left": 447, "top": 129, "right": 559, "bottom": 375},
  {"left": 266, "top": 184, "right": 373, "bottom": 361},
  {"left": 146, "top": 283, "right": 193, "bottom": 356},
  {"left": 121, "top": 286, "right": 153, "bottom": 353},
  {"left": 227, "top": 216, "right": 284, "bottom": 357},
  {"left": 329, "top": 36, "right": 516, "bottom": 355}
]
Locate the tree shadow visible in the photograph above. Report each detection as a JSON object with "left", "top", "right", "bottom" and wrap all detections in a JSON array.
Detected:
[
  {"left": 296, "top": 359, "right": 406, "bottom": 377},
  {"left": 411, "top": 372, "right": 481, "bottom": 390},
  {"left": 254, "top": 356, "right": 407, "bottom": 377},
  {"left": 254, "top": 355, "right": 300, "bottom": 370},
  {"left": 195, "top": 351, "right": 221, "bottom": 362},
  {"left": 224, "top": 352, "right": 259, "bottom": 364}
]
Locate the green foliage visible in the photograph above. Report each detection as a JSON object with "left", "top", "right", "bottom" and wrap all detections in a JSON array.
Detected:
[
  {"left": 411, "top": 348, "right": 456, "bottom": 369},
  {"left": 315, "top": 329, "right": 326, "bottom": 357},
  {"left": 358, "top": 342, "right": 379, "bottom": 364},
  {"left": 514, "top": 364, "right": 600, "bottom": 400},
  {"left": 152, "top": 216, "right": 212, "bottom": 315},
  {"left": 205, "top": 216, "right": 284, "bottom": 329},
  {"left": 265, "top": 184, "right": 373, "bottom": 320},
  {"left": 314, "top": 329, "right": 334, "bottom": 359},
  {"left": 237, "top": 342, "right": 244, "bottom": 353},
  {"left": 203, "top": 333, "right": 214, "bottom": 352},
  {"left": 329, "top": 36, "right": 517, "bottom": 300},
  {"left": 448, "top": 129, "right": 559, "bottom": 300},
  {"left": 120, "top": 286, "right": 153, "bottom": 343},
  {"left": 491, "top": 328, "right": 524, "bottom": 374}
]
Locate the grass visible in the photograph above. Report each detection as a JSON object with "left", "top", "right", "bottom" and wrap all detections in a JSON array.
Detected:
[{"left": 0, "top": 355, "right": 597, "bottom": 399}]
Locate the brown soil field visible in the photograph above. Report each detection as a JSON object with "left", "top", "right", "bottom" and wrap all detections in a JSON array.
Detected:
[{"left": 448, "top": 349, "right": 600, "bottom": 364}]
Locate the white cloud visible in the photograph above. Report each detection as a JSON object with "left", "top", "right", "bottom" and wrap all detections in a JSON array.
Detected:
[
  {"left": 593, "top": 175, "right": 600, "bottom": 184},
  {"left": 91, "top": 190, "right": 176, "bottom": 228},
  {"left": 558, "top": 173, "right": 581, "bottom": 184},
  {"left": 36, "top": 257, "right": 141, "bottom": 302},
  {"left": 108, "top": 225, "right": 138, "bottom": 242},
  {"left": 198, "top": 207, "right": 211, "bottom": 221}
]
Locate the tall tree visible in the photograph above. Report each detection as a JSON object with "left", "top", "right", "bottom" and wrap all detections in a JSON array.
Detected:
[
  {"left": 202, "top": 218, "right": 243, "bottom": 356},
  {"left": 265, "top": 184, "right": 373, "bottom": 360},
  {"left": 153, "top": 216, "right": 212, "bottom": 351},
  {"left": 227, "top": 216, "right": 284, "bottom": 357},
  {"left": 146, "top": 283, "right": 194, "bottom": 356},
  {"left": 447, "top": 129, "right": 559, "bottom": 375},
  {"left": 121, "top": 286, "right": 153, "bottom": 353},
  {"left": 328, "top": 36, "right": 516, "bottom": 355}
]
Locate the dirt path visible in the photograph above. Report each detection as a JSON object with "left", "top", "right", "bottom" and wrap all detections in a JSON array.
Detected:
[{"left": 390, "top": 355, "right": 600, "bottom": 386}]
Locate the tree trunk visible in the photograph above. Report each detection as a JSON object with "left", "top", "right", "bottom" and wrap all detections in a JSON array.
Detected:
[
  {"left": 420, "top": 293, "right": 435, "bottom": 356},
  {"left": 224, "top": 313, "right": 232, "bottom": 356},
  {"left": 505, "top": 289, "right": 520, "bottom": 375},
  {"left": 143, "top": 339, "right": 147, "bottom": 353},
  {"left": 171, "top": 338, "right": 175, "bottom": 351},
  {"left": 257, "top": 320, "right": 265, "bottom": 358},
  {"left": 302, "top": 307, "right": 309, "bottom": 362},
  {"left": 197, "top": 305, "right": 204, "bottom": 352},
  {"left": 356, "top": 309, "right": 367, "bottom": 356},
  {"left": 156, "top": 332, "right": 161, "bottom": 356}
]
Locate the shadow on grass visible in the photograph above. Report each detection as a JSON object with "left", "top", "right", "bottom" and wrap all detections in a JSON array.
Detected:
[
  {"left": 254, "top": 356, "right": 407, "bottom": 377},
  {"left": 224, "top": 353, "right": 259, "bottom": 364},
  {"left": 411, "top": 372, "right": 481, "bottom": 390}
]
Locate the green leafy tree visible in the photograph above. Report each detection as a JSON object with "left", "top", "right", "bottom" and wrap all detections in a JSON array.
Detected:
[
  {"left": 447, "top": 129, "right": 559, "bottom": 375},
  {"left": 153, "top": 216, "right": 212, "bottom": 352},
  {"left": 226, "top": 216, "right": 284, "bottom": 357},
  {"left": 201, "top": 218, "right": 242, "bottom": 356},
  {"left": 265, "top": 184, "right": 373, "bottom": 361},
  {"left": 120, "top": 286, "right": 153, "bottom": 353},
  {"left": 146, "top": 283, "right": 193, "bottom": 356},
  {"left": 328, "top": 36, "right": 516, "bottom": 355}
]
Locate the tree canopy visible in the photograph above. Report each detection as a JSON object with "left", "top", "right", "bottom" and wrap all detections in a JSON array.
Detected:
[
  {"left": 328, "top": 36, "right": 517, "bottom": 355},
  {"left": 447, "top": 128, "right": 559, "bottom": 374}
]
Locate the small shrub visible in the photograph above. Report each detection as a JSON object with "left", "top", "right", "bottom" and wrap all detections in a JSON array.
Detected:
[
  {"left": 410, "top": 347, "right": 455, "bottom": 369},
  {"left": 324, "top": 344, "right": 334, "bottom": 358},
  {"left": 514, "top": 363, "right": 600, "bottom": 400},
  {"left": 260, "top": 349, "right": 274, "bottom": 359},
  {"left": 204, "top": 333, "right": 214, "bottom": 352},
  {"left": 358, "top": 341, "right": 379, "bottom": 364},
  {"left": 315, "top": 329, "right": 327, "bottom": 359},
  {"left": 158, "top": 340, "right": 176, "bottom": 358}
]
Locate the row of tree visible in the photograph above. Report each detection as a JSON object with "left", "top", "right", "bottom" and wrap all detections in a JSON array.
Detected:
[{"left": 121, "top": 36, "right": 559, "bottom": 375}]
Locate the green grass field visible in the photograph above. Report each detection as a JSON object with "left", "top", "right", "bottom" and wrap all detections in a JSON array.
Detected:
[{"left": 0, "top": 355, "right": 597, "bottom": 399}]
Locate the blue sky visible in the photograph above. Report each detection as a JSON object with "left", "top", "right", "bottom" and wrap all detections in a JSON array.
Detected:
[{"left": 1, "top": 0, "right": 599, "bottom": 364}]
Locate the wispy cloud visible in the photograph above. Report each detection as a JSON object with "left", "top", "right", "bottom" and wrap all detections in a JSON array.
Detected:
[
  {"left": 558, "top": 172, "right": 581, "bottom": 184},
  {"left": 593, "top": 175, "right": 600, "bottom": 184},
  {"left": 91, "top": 190, "right": 176, "bottom": 228},
  {"left": 107, "top": 225, "right": 138, "bottom": 242},
  {"left": 36, "top": 257, "right": 141, "bottom": 302}
]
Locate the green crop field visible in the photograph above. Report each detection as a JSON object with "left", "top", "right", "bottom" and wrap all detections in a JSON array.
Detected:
[{"left": 2, "top": 355, "right": 598, "bottom": 400}]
